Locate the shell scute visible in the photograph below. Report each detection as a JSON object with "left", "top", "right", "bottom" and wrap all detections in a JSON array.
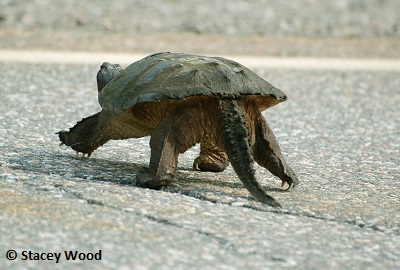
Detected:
[{"left": 99, "top": 52, "right": 287, "bottom": 113}]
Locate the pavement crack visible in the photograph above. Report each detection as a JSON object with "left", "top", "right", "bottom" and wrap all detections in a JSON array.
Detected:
[
  {"left": 52, "top": 183, "right": 105, "bottom": 205},
  {"left": 86, "top": 198, "right": 105, "bottom": 206},
  {"left": 53, "top": 184, "right": 237, "bottom": 251},
  {"left": 171, "top": 190, "right": 397, "bottom": 235},
  {"left": 242, "top": 204, "right": 394, "bottom": 235},
  {"left": 53, "top": 183, "right": 398, "bottom": 236},
  {"left": 138, "top": 212, "right": 234, "bottom": 251}
]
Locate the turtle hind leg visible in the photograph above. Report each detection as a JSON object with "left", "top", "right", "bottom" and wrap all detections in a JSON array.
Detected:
[
  {"left": 252, "top": 110, "right": 299, "bottom": 190},
  {"left": 136, "top": 115, "right": 181, "bottom": 189},
  {"left": 193, "top": 141, "right": 229, "bottom": 172}
]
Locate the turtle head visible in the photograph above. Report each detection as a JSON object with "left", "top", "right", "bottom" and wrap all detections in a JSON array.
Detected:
[{"left": 96, "top": 62, "right": 123, "bottom": 93}]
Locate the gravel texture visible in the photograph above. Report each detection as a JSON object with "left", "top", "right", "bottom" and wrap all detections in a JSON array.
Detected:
[
  {"left": 1, "top": 1, "right": 399, "bottom": 269},
  {"left": 0, "top": 62, "right": 399, "bottom": 269},
  {"left": 0, "top": 0, "right": 399, "bottom": 37},
  {"left": 1, "top": 0, "right": 399, "bottom": 57}
]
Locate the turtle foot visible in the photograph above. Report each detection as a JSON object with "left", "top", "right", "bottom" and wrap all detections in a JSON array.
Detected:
[
  {"left": 193, "top": 156, "right": 229, "bottom": 172},
  {"left": 136, "top": 168, "right": 173, "bottom": 189},
  {"left": 279, "top": 165, "right": 299, "bottom": 191}
]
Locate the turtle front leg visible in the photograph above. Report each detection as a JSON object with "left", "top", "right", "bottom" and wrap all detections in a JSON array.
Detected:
[
  {"left": 193, "top": 140, "right": 229, "bottom": 172},
  {"left": 136, "top": 121, "right": 179, "bottom": 189},
  {"left": 253, "top": 113, "right": 299, "bottom": 190}
]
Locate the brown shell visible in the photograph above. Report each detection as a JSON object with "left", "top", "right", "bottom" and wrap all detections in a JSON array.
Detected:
[{"left": 99, "top": 52, "right": 287, "bottom": 113}]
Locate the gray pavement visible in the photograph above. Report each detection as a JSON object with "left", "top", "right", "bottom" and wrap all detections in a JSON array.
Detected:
[
  {"left": 1, "top": 0, "right": 399, "bottom": 37},
  {"left": 1, "top": 0, "right": 400, "bottom": 58},
  {"left": 0, "top": 60, "right": 399, "bottom": 269},
  {"left": 1, "top": 1, "right": 400, "bottom": 269}
]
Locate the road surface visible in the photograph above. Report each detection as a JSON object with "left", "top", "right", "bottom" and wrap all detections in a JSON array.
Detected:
[{"left": 0, "top": 51, "right": 399, "bottom": 269}]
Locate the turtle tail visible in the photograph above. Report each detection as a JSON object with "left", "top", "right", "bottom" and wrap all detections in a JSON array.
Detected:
[
  {"left": 218, "top": 98, "right": 281, "bottom": 207},
  {"left": 57, "top": 112, "right": 107, "bottom": 157}
]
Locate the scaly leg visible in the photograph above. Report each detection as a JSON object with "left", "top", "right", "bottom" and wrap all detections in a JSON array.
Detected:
[
  {"left": 253, "top": 112, "right": 299, "bottom": 190},
  {"left": 136, "top": 118, "right": 179, "bottom": 189},
  {"left": 193, "top": 140, "right": 229, "bottom": 172}
]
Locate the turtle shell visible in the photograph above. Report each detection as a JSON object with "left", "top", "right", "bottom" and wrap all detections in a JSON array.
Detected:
[{"left": 99, "top": 52, "right": 287, "bottom": 113}]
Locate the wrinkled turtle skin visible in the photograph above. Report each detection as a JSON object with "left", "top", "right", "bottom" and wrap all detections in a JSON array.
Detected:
[{"left": 58, "top": 52, "right": 299, "bottom": 207}]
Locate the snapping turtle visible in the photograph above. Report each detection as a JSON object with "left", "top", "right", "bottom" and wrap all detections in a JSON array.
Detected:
[{"left": 58, "top": 52, "right": 298, "bottom": 207}]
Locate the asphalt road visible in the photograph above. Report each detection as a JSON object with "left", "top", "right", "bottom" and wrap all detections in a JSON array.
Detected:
[{"left": 0, "top": 57, "right": 399, "bottom": 269}]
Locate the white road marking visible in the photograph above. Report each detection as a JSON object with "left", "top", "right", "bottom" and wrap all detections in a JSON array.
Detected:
[{"left": 1, "top": 49, "right": 399, "bottom": 71}]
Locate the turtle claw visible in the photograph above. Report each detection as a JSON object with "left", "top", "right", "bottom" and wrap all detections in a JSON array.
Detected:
[
  {"left": 193, "top": 158, "right": 200, "bottom": 171},
  {"left": 73, "top": 150, "right": 92, "bottom": 159},
  {"left": 82, "top": 153, "right": 91, "bottom": 159},
  {"left": 285, "top": 182, "right": 296, "bottom": 191},
  {"left": 281, "top": 180, "right": 296, "bottom": 191}
]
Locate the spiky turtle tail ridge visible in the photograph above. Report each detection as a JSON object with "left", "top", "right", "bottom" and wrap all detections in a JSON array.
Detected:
[{"left": 219, "top": 98, "right": 281, "bottom": 208}]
